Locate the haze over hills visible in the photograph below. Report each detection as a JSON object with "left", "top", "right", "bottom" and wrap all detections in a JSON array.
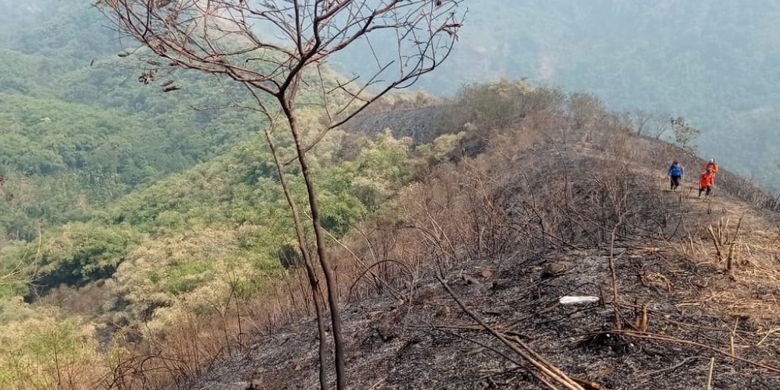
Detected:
[
  {"left": 0, "top": 2, "right": 779, "bottom": 389},
  {"left": 337, "top": 0, "right": 780, "bottom": 190}
]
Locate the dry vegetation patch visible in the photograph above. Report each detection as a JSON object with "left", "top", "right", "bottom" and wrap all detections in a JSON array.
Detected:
[{"left": 183, "top": 130, "right": 780, "bottom": 389}]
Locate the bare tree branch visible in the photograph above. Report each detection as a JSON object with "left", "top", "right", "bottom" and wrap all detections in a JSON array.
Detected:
[{"left": 98, "top": 1, "right": 464, "bottom": 388}]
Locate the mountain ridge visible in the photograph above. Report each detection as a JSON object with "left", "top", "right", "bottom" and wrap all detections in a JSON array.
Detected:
[{"left": 182, "top": 105, "right": 780, "bottom": 389}]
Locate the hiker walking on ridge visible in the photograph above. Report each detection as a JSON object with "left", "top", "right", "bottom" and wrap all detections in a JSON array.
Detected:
[
  {"left": 699, "top": 168, "right": 715, "bottom": 197},
  {"left": 705, "top": 159, "right": 719, "bottom": 177},
  {"left": 667, "top": 160, "right": 684, "bottom": 191}
]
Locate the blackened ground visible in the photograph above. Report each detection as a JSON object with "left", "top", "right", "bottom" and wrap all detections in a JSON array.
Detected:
[{"left": 185, "top": 244, "right": 780, "bottom": 389}]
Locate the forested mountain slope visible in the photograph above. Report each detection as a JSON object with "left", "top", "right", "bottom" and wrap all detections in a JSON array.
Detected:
[
  {"left": 0, "top": 62, "right": 265, "bottom": 241},
  {"left": 0, "top": 2, "right": 269, "bottom": 241},
  {"left": 0, "top": 1, "right": 119, "bottom": 61}
]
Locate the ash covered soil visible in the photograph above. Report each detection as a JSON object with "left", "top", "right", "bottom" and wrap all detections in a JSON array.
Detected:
[
  {"left": 189, "top": 249, "right": 780, "bottom": 389},
  {"left": 184, "top": 142, "right": 780, "bottom": 390}
]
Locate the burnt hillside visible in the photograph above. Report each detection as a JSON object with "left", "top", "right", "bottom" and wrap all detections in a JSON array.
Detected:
[{"left": 178, "top": 85, "right": 780, "bottom": 390}]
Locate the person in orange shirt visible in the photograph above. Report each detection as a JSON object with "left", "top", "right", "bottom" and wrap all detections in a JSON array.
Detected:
[
  {"left": 705, "top": 159, "right": 719, "bottom": 176},
  {"left": 699, "top": 168, "right": 715, "bottom": 197}
]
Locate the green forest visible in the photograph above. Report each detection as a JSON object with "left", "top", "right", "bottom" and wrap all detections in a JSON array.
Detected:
[{"left": 0, "top": 3, "right": 271, "bottom": 242}]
